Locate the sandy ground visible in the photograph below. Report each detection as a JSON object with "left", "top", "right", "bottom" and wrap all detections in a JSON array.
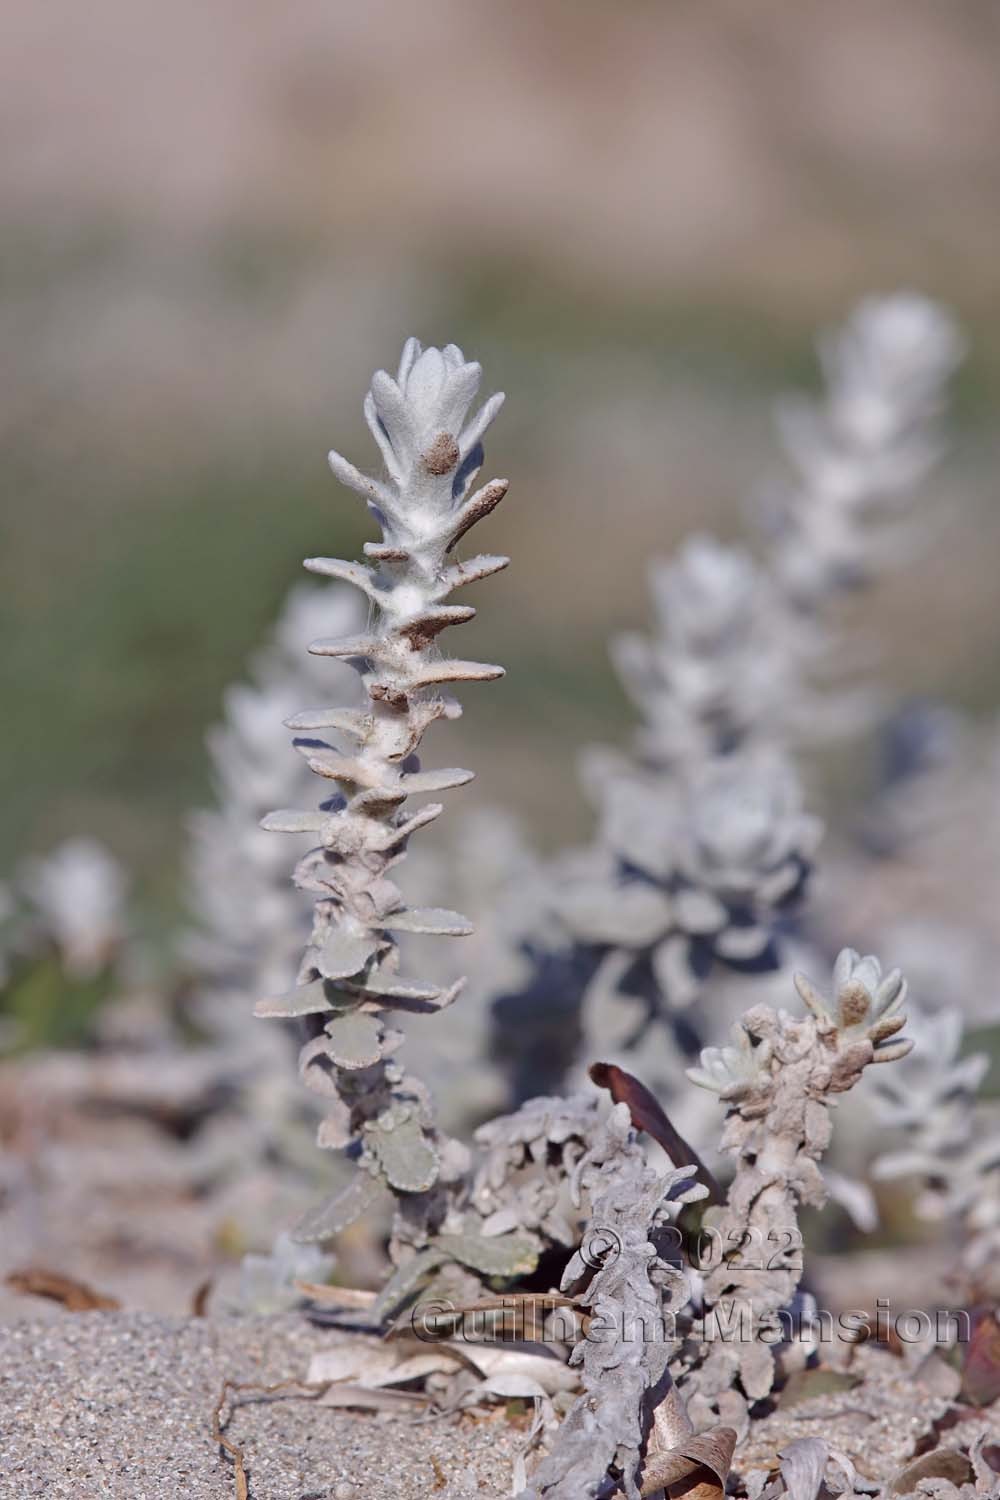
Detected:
[
  {"left": 4, "top": 1305, "right": 1000, "bottom": 1498},
  {"left": 0, "top": 1311, "right": 523, "bottom": 1500}
]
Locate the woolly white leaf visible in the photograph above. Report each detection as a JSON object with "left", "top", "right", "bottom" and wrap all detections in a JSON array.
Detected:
[
  {"left": 324, "top": 1013, "right": 383, "bottom": 1070},
  {"left": 381, "top": 907, "right": 473, "bottom": 937},
  {"left": 317, "top": 929, "right": 377, "bottom": 981}
]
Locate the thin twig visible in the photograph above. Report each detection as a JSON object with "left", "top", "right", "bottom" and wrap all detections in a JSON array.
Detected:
[{"left": 211, "top": 1378, "right": 328, "bottom": 1500}]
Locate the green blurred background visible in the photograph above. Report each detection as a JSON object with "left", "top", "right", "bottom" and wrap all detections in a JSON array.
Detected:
[{"left": 4, "top": 0, "right": 1000, "bottom": 933}]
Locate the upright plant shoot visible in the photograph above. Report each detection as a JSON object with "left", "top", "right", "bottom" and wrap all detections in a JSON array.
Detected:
[{"left": 256, "top": 340, "right": 509, "bottom": 1246}]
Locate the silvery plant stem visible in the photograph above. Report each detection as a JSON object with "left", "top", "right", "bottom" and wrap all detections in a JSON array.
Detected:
[
  {"left": 683, "top": 948, "right": 912, "bottom": 1426},
  {"left": 257, "top": 340, "right": 509, "bottom": 1251}
]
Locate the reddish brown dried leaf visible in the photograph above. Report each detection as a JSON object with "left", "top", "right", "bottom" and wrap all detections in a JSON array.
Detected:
[
  {"left": 5, "top": 1267, "right": 120, "bottom": 1312},
  {"left": 191, "top": 1278, "right": 213, "bottom": 1317},
  {"left": 962, "top": 1309, "right": 1000, "bottom": 1408},
  {"left": 888, "top": 1448, "right": 975, "bottom": 1494},
  {"left": 589, "top": 1061, "right": 723, "bottom": 1203}
]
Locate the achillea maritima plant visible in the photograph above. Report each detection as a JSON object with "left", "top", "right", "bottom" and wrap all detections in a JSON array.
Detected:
[
  {"left": 764, "top": 292, "right": 964, "bottom": 606},
  {"left": 257, "top": 339, "right": 509, "bottom": 1248},
  {"left": 871, "top": 1003, "right": 1000, "bottom": 1301},
  {"left": 683, "top": 949, "right": 913, "bottom": 1429},
  {"left": 609, "top": 534, "right": 803, "bottom": 767},
  {"left": 231, "top": 309, "right": 986, "bottom": 1500},
  {"left": 515, "top": 1103, "right": 709, "bottom": 1500},
  {"left": 498, "top": 295, "right": 962, "bottom": 1096}
]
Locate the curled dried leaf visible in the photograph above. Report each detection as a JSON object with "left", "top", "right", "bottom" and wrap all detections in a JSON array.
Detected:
[{"left": 639, "top": 1425, "right": 736, "bottom": 1499}]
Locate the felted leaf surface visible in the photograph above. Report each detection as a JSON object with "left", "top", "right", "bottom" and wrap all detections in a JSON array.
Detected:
[
  {"left": 399, "top": 767, "right": 474, "bottom": 793},
  {"left": 444, "top": 553, "right": 509, "bottom": 588},
  {"left": 372, "top": 1247, "right": 445, "bottom": 1322},
  {"left": 369, "top": 1113, "right": 439, "bottom": 1192},
  {"left": 299, "top": 747, "right": 375, "bottom": 786},
  {"left": 559, "top": 879, "right": 670, "bottom": 947},
  {"left": 380, "top": 907, "right": 473, "bottom": 936},
  {"left": 408, "top": 658, "right": 504, "bottom": 687},
  {"left": 317, "top": 929, "right": 377, "bottom": 981},
  {"left": 652, "top": 932, "right": 701, "bottom": 1007},
  {"left": 316, "top": 1097, "right": 353, "bottom": 1149},
  {"left": 434, "top": 1232, "right": 539, "bottom": 1278},
  {"left": 348, "top": 965, "right": 442, "bottom": 1003},
  {"left": 674, "top": 886, "right": 728, "bottom": 934},
  {"left": 283, "top": 705, "right": 372, "bottom": 736},
  {"left": 293, "top": 1171, "right": 388, "bottom": 1244},
  {"left": 254, "top": 978, "right": 336, "bottom": 1019},
  {"left": 324, "top": 1012, "right": 383, "bottom": 1069},
  {"left": 259, "top": 808, "right": 327, "bottom": 833}
]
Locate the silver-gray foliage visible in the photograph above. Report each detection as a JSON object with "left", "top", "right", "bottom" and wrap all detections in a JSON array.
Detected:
[
  {"left": 558, "top": 748, "right": 821, "bottom": 1013},
  {"left": 242, "top": 318, "right": 973, "bottom": 1499},
  {"left": 610, "top": 535, "right": 805, "bottom": 766},
  {"left": 492, "top": 294, "right": 960, "bottom": 1098},
  {"left": 516, "top": 1102, "right": 707, "bottom": 1500},
  {"left": 683, "top": 948, "right": 912, "bottom": 1424},
  {"left": 259, "top": 339, "right": 509, "bottom": 1251},
  {"left": 870, "top": 1001, "right": 1000, "bottom": 1299},
  {"left": 764, "top": 293, "right": 964, "bottom": 605},
  {"left": 16, "top": 837, "right": 128, "bottom": 981},
  {"left": 186, "top": 583, "right": 363, "bottom": 1003}
]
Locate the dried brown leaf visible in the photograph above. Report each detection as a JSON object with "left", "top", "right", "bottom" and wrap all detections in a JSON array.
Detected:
[
  {"left": 293, "top": 1280, "right": 377, "bottom": 1308},
  {"left": 191, "top": 1278, "right": 213, "bottom": 1317},
  {"left": 648, "top": 1384, "right": 694, "bottom": 1454},
  {"left": 961, "top": 1309, "right": 1000, "bottom": 1408},
  {"left": 400, "top": 1291, "right": 583, "bottom": 1343},
  {"left": 588, "top": 1062, "right": 722, "bottom": 1203},
  {"left": 639, "top": 1425, "right": 737, "bottom": 1499},
  {"left": 5, "top": 1267, "right": 120, "bottom": 1312},
  {"left": 887, "top": 1447, "right": 975, "bottom": 1494}
]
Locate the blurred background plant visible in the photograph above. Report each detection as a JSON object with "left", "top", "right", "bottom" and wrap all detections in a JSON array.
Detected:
[{"left": 6, "top": 2, "right": 1000, "bottom": 899}]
